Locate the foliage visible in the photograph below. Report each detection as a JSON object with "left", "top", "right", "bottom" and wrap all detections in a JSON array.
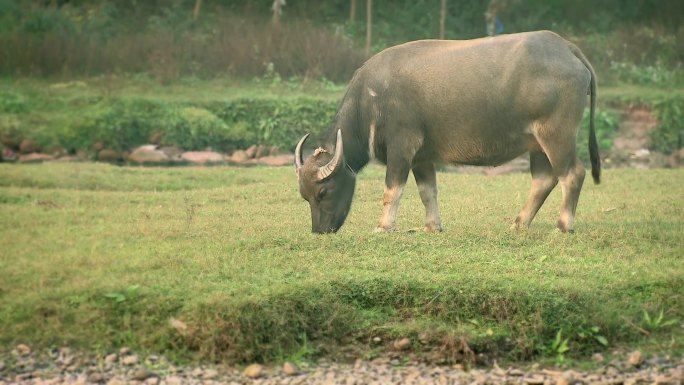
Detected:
[
  {"left": 610, "top": 62, "right": 679, "bottom": 87},
  {"left": 651, "top": 96, "right": 684, "bottom": 153},
  {"left": 0, "top": 1, "right": 682, "bottom": 83},
  {"left": 64, "top": 97, "right": 337, "bottom": 153},
  {"left": 0, "top": 164, "right": 682, "bottom": 363},
  {"left": 577, "top": 108, "right": 620, "bottom": 163},
  {"left": 641, "top": 309, "right": 679, "bottom": 333},
  {"left": 547, "top": 329, "right": 570, "bottom": 364}
]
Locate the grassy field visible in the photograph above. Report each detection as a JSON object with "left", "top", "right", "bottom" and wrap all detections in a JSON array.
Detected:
[{"left": 0, "top": 163, "right": 682, "bottom": 365}]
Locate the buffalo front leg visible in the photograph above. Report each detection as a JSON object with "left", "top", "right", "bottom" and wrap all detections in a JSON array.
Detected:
[
  {"left": 375, "top": 154, "right": 413, "bottom": 233},
  {"left": 513, "top": 151, "right": 558, "bottom": 229},
  {"left": 412, "top": 162, "right": 443, "bottom": 232}
]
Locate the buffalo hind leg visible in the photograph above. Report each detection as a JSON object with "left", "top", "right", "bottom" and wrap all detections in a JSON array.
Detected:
[
  {"left": 413, "top": 162, "right": 443, "bottom": 232},
  {"left": 556, "top": 156, "right": 586, "bottom": 232},
  {"left": 513, "top": 151, "right": 558, "bottom": 229}
]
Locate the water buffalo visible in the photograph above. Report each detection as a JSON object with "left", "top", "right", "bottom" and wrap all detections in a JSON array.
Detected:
[{"left": 295, "top": 30, "right": 599, "bottom": 234}]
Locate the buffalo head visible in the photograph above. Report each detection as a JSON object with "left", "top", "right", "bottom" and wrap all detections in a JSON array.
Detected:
[{"left": 295, "top": 130, "right": 356, "bottom": 233}]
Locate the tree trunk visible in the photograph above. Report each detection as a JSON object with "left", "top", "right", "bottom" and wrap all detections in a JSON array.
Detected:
[
  {"left": 439, "top": 0, "right": 446, "bottom": 39},
  {"left": 350, "top": 0, "right": 356, "bottom": 23},
  {"left": 193, "top": 0, "right": 202, "bottom": 22},
  {"left": 365, "top": 0, "right": 372, "bottom": 55},
  {"left": 272, "top": 0, "right": 282, "bottom": 29}
]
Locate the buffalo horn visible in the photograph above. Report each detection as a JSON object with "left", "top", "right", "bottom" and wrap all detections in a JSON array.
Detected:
[
  {"left": 294, "top": 133, "right": 310, "bottom": 175},
  {"left": 316, "top": 129, "right": 344, "bottom": 181}
]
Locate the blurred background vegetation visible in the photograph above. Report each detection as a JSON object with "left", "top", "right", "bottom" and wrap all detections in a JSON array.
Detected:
[
  {"left": 0, "top": 0, "right": 682, "bottom": 159},
  {"left": 0, "top": 0, "right": 682, "bottom": 84}
]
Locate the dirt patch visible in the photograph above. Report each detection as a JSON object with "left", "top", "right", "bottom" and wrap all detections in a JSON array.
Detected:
[{"left": 605, "top": 107, "right": 680, "bottom": 168}]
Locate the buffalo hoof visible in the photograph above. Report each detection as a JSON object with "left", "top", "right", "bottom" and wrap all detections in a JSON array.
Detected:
[
  {"left": 556, "top": 219, "right": 575, "bottom": 233},
  {"left": 425, "top": 223, "right": 443, "bottom": 233}
]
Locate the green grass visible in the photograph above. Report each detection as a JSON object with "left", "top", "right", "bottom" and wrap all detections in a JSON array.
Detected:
[{"left": 0, "top": 163, "right": 682, "bottom": 365}]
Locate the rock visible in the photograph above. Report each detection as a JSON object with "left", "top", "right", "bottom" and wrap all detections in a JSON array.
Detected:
[
  {"left": 18, "top": 153, "right": 53, "bottom": 163},
  {"left": 122, "top": 354, "right": 139, "bottom": 366},
  {"left": 104, "top": 353, "right": 118, "bottom": 364},
  {"left": 159, "top": 146, "right": 183, "bottom": 161},
  {"left": 372, "top": 336, "right": 382, "bottom": 344},
  {"left": 106, "top": 378, "right": 125, "bottom": 385},
  {"left": 592, "top": 353, "right": 605, "bottom": 363},
  {"left": 87, "top": 372, "right": 104, "bottom": 383},
  {"left": 230, "top": 150, "right": 249, "bottom": 163},
  {"left": 628, "top": 350, "right": 643, "bottom": 367},
  {"left": 165, "top": 375, "right": 183, "bottom": 385},
  {"left": 243, "top": 363, "right": 264, "bottom": 379},
  {"left": 393, "top": 337, "right": 411, "bottom": 351},
  {"left": 282, "top": 362, "right": 299, "bottom": 376},
  {"left": 244, "top": 145, "right": 258, "bottom": 159},
  {"left": 2, "top": 147, "right": 17, "bottom": 161},
  {"left": 255, "top": 154, "right": 294, "bottom": 166},
  {"left": 203, "top": 368, "right": 218, "bottom": 379},
  {"left": 128, "top": 145, "right": 170, "bottom": 164},
  {"left": 180, "top": 151, "right": 224, "bottom": 165},
  {"left": 131, "top": 368, "right": 155, "bottom": 381},
  {"left": 19, "top": 139, "right": 40, "bottom": 154},
  {"left": 255, "top": 144, "right": 269, "bottom": 158},
  {"left": 145, "top": 377, "right": 160, "bottom": 385},
  {"left": 48, "top": 146, "right": 68, "bottom": 158},
  {"left": 119, "top": 347, "right": 131, "bottom": 355},
  {"left": 524, "top": 375, "right": 546, "bottom": 384},
  {"left": 555, "top": 376, "right": 569, "bottom": 385},
  {"left": 15, "top": 344, "right": 31, "bottom": 356},
  {"left": 98, "top": 149, "right": 121, "bottom": 162}
]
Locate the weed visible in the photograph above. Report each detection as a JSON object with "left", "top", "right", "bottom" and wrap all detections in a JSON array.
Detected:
[
  {"left": 548, "top": 329, "right": 570, "bottom": 364},
  {"left": 642, "top": 309, "right": 679, "bottom": 332}
]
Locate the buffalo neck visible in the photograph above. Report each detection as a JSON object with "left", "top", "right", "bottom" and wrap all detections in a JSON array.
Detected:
[{"left": 325, "top": 93, "right": 370, "bottom": 174}]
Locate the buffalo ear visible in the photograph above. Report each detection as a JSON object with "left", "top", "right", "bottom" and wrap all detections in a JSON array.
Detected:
[
  {"left": 294, "top": 133, "right": 310, "bottom": 178},
  {"left": 316, "top": 129, "right": 344, "bottom": 181}
]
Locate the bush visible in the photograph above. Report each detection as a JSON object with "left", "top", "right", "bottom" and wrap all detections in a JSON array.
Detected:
[
  {"left": 577, "top": 108, "right": 620, "bottom": 163},
  {"left": 651, "top": 96, "right": 684, "bottom": 153},
  {"left": 68, "top": 97, "right": 337, "bottom": 153}
]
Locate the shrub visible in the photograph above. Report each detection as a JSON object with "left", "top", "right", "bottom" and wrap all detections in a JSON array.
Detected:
[
  {"left": 67, "top": 97, "right": 337, "bottom": 153},
  {"left": 577, "top": 108, "right": 620, "bottom": 163},
  {"left": 162, "top": 107, "right": 231, "bottom": 151},
  {"left": 651, "top": 96, "right": 684, "bottom": 153}
]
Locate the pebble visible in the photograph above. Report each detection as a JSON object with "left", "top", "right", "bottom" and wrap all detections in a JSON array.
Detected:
[
  {"left": 131, "top": 368, "right": 155, "bottom": 381},
  {"left": 244, "top": 363, "right": 264, "bottom": 379},
  {"left": 628, "top": 350, "right": 643, "bottom": 367},
  {"left": 1, "top": 348, "right": 682, "bottom": 385},
  {"left": 203, "top": 368, "right": 219, "bottom": 379},
  {"left": 15, "top": 345, "right": 31, "bottom": 356},
  {"left": 282, "top": 362, "right": 299, "bottom": 376},
  {"left": 87, "top": 372, "right": 104, "bottom": 383},
  {"left": 122, "top": 354, "right": 139, "bottom": 365},
  {"left": 104, "top": 353, "right": 118, "bottom": 364},
  {"left": 393, "top": 337, "right": 411, "bottom": 351},
  {"left": 165, "top": 375, "right": 183, "bottom": 385}
]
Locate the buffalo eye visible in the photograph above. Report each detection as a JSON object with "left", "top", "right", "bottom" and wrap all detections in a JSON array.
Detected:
[{"left": 317, "top": 188, "right": 328, "bottom": 201}]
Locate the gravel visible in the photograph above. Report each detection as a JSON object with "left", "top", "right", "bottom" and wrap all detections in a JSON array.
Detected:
[{"left": 0, "top": 346, "right": 681, "bottom": 385}]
